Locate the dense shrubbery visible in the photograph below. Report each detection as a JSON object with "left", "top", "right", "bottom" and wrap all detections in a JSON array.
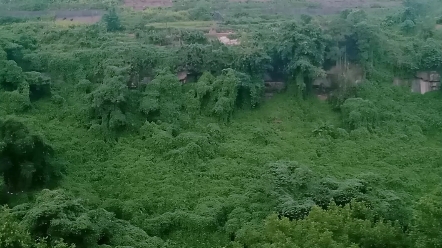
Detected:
[
  {"left": 0, "top": 0, "right": 442, "bottom": 247},
  {"left": 0, "top": 117, "right": 60, "bottom": 193}
]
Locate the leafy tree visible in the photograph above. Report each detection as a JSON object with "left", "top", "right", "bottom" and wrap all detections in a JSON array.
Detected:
[
  {"left": 236, "top": 203, "right": 409, "bottom": 248},
  {"left": 0, "top": 117, "right": 59, "bottom": 192},
  {"left": 268, "top": 161, "right": 411, "bottom": 225},
  {"left": 15, "top": 189, "right": 164, "bottom": 248},
  {"left": 0, "top": 90, "right": 31, "bottom": 114},
  {"left": 400, "top": 20, "right": 416, "bottom": 34},
  {"left": 341, "top": 98, "right": 378, "bottom": 131},
  {"left": 276, "top": 21, "right": 327, "bottom": 95},
  {"left": 103, "top": 8, "right": 123, "bottom": 32},
  {"left": 211, "top": 69, "right": 240, "bottom": 122},
  {"left": 0, "top": 60, "right": 24, "bottom": 91},
  {"left": 179, "top": 44, "right": 210, "bottom": 74},
  {"left": 24, "top": 71, "right": 51, "bottom": 101},
  {"left": 411, "top": 188, "right": 442, "bottom": 248},
  {"left": 233, "top": 45, "right": 272, "bottom": 78},
  {"left": 140, "top": 72, "right": 183, "bottom": 123},
  {"left": 0, "top": 206, "right": 32, "bottom": 248},
  {"left": 89, "top": 76, "right": 128, "bottom": 131},
  {"left": 181, "top": 30, "right": 208, "bottom": 44}
]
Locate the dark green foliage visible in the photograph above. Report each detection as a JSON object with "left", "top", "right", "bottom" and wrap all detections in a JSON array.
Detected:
[
  {"left": 89, "top": 77, "right": 128, "bottom": 131},
  {"left": 210, "top": 69, "right": 240, "bottom": 121},
  {"left": 0, "top": 91, "right": 32, "bottom": 114},
  {"left": 0, "top": 60, "right": 24, "bottom": 91},
  {"left": 181, "top": 30, "right": 208, "bottom": 44},
  {"left": 103, "top": 8, "right": 123, "bottom": 32},
  {"left": 140, "top": 72, "right": 182, "bottom": 123},
  {"left": 275, "top": 21, "right": 327, "bottom": 93},
  {"left": 269, "top": 161, "right": 412, "bottom": 225},
  {"left": 1, "top": 1, "right": 442, "bottom": 247},
  {"left": 25, "top": 71, "right": 51, "bottom": 101},
  {"left": 0, "top": 117, "right": 59, "bottom": 192}
]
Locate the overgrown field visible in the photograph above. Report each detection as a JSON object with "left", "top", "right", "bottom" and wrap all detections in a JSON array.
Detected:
[{"left": 1, "top": 0, "right": 442, "bottom": 247}]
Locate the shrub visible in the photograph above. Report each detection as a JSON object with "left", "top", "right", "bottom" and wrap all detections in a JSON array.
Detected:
[{"left": 0, "top": 117, "right": 60, "bottom": 192}]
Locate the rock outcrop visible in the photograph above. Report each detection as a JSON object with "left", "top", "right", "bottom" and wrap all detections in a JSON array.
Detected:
[
  {"left": 394, "top": 71, "right": 441, "bottom": 94},
  {"left": 313, "top": 64, "right": 364, "bottom": 92}
]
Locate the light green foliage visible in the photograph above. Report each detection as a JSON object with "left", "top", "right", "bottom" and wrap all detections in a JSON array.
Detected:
[
  {"left": 411, "top": 188, "right": 442, "bottom": 248},
  {"left": 0, "top": 207, "right": 32, "bottom": 248},
  {"left": 0, "top": 90, "right": 31, "bottom": 114},
  {"left": 211, "top": 69, "right": 240, "bottom": 121},
  {"left": 341, "top": 98, "right": 378, "bottom": 131},
  {"left": 1, "top": 1, "right": 442, "bottom": 247},
  {"left": 236, "top": 203, "right": 408, "bottom": 248},
  {"left": 0, "top": 60, "right": 24, "bottom": 91},
  {"left": 15, "top": 189, "right": 164, "bottom": 248},
  {"left": 233, "top": 44, "right": 272, "bottom": 77},
  {"left": 276, "top": 21, "right": 327, "bottom": 83}
]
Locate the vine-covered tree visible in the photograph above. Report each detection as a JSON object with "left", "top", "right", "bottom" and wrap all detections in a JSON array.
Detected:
[
  {"left": 0, "top": 117, "right": 59, "bottom": 192},
  {"left": 235, "top": 203, "right": 408, "bottom": 248},
  {"left": 90, "top": 76, "right": 128, "bottom": 131}
]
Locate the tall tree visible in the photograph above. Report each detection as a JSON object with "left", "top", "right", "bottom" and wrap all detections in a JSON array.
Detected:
[
  {"left": 0, "top": 117, "right": 59, "bottom": 192},
  {"left": 103, "top": 8, "right": 123, "bottom": 32}
]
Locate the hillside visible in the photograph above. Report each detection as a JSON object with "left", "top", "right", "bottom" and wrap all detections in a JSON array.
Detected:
[{"left": 1, "top": 0, "right": 442, "bottom": 248}]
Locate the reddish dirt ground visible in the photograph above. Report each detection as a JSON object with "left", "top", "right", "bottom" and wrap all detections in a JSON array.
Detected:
[
  {"left": 228, "top": 0, "right": 271, "bottom": 2},
  {"left": 206, "top": 29, "right": 240, "bottom": 45},
  {"left": 124, "top": 0, "right": 173, "bottom": 10},
  {"left": 55, "top": 15, "right": 101, "bottom": 24},
  {"left": 317, "top": 94, "right": 328, "bottom": 101},
  {"left": 307, "top": 0, "right": 399, "bottom": 9}
]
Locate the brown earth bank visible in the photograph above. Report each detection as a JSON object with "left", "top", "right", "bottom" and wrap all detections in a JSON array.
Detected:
[
  {"left": 0, "top": 10, "right": 104, "bottom": 20},
  {"left": 55, "top": 15, "right": 102, "bottom": 23},
  {"left": 228, "top": 0, "right": 271, "bottom": 2},
  {"left": 123, "top": 0, "right": 173, "bottom": 10},
  {"left": 307, "top": 0, "right": 400, "bottom": 9}
]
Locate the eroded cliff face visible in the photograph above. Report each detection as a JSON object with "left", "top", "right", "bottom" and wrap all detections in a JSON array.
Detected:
[
  {"left": 394, "top": 71, "right": 441, "bottom": 94},
  {"left": 313, "top": 64, "right": 364, "bottom": 91}
]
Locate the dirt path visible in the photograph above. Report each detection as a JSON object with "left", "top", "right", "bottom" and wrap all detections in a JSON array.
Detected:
[
  {"left": 307, "top": 0, "right": 400, "bottom": 9},
  {"left": 123, "top": 0, "right": 173, "bottom": 10}
]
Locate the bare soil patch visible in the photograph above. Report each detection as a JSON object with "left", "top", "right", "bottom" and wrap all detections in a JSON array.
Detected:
[
  {"left": 206, "top": 29, "right": 240, "bottom": 45},
  {"left": 306, "top": 0, "right": 399, "bottom": 9},
  {"left": 317, "top": 94, "right": 328, "bottom": 101},
  {"left": 55, "top": 15, "right": 101, "bottom": 24},
  {"left": 124, "top": 0, "right": 173, "bottom": 10},
  {"left": 228, "top": 0, "right": 271, "bottom": 2}
]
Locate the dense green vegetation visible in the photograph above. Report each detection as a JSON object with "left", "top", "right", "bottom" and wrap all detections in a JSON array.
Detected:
[{"left": 1, "top": 0, "right": 442, "bottom": 247}]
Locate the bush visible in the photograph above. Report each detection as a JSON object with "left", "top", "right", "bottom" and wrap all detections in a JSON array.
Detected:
[
  {"left": 236, "top": 203, "right": 409, "bottom": 248},
  {"left": 0, "top": 117, "right": 60, "bottom": 192},
  {"left": 0, "top": 91, "right": 31, "bottom": 114},
  {"left": 103, "top": 8, "right": 123, "bottom": 32},
  {"left": 341, "top": 98, "right": 378, "bottom": 131},
  {"left": 15, "top": 189, "right": 164, "bottom": 248}
]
